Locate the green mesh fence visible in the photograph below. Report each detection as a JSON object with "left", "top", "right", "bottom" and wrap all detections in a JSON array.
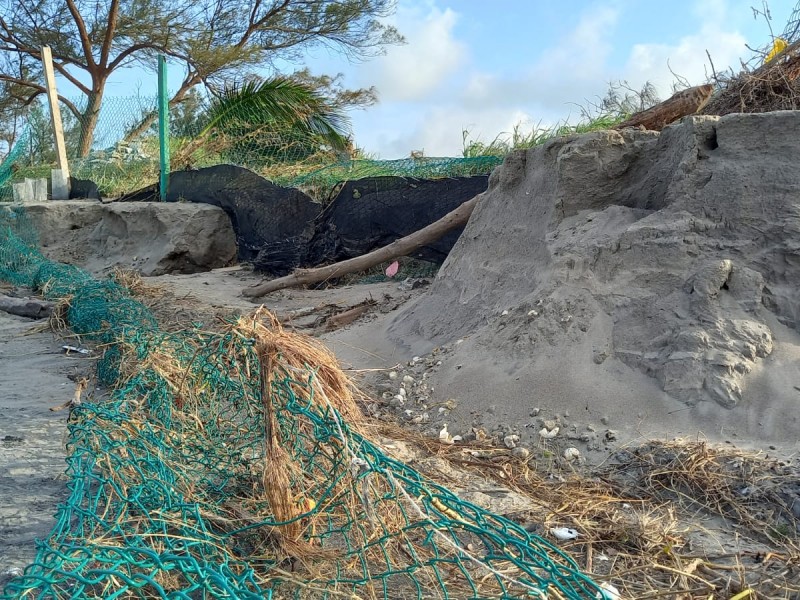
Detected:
[
  {"left": 0, "top": 208, "right": 604, "bottom": 599},
  {"left": 0, "top": 94, "right": 500, "bottom": 200}
]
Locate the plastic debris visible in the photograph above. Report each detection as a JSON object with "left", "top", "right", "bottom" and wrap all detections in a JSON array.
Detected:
[{"left": 550, "top": 527, "right": 580, "bottom": 541}]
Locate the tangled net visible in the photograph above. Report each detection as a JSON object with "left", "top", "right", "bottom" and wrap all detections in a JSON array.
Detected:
[{"left": 0, "top": 205, "right": 602, "bottom": 599}]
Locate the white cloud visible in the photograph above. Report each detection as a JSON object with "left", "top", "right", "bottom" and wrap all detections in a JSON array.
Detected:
[
  {"left": 461, "top": 5, "right": 620, "bottom": 113},
  {"left": 350, "top": 0, "right": 751, "bottom": 158},
  {"left": 359, "top": 5, "right": 467, "bottom": 102},
  {"left": 623, "top": 26, "right": 746, "bottom": 97},
  {"left": 352, "top": 101, "right": 548, "bottom": 158}
]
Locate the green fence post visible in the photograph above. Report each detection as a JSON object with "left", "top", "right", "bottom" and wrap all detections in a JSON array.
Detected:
[{"left": 158, "top": 55, "right": 170, "bottom": 202}]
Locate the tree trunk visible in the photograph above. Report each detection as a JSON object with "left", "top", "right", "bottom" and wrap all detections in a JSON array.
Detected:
[
  {"left": 77, "top": 90, "right": 104, "bottom": 158},
  {"left": 242, "top": 193, "right": 482, "bottom": 298}
]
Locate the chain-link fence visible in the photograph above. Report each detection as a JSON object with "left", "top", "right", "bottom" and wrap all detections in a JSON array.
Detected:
[{"left": 0, "top": 90, "right": 501, "bottom": 200}]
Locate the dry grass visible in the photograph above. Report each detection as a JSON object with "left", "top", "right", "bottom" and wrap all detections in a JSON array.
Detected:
[
  {"left": 702, "top": 40, "right": 800, "bottom": 116},
  {"left": 383, "top": 427, "right": 800, "bottom": 599},
  {"left": 43, "top": 298, "right": 798, "bottom": 599},
  {"left": 109, "top": 267, "right": 162, "bottom": 299}
]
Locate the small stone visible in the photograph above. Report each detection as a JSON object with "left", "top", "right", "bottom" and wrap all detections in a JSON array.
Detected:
[
  {"left": 501, "top": 310, "right": 509, "bottom": 316},
  {"left": 388, "top": 371, "right": 398, "bottom": 380},
  {"left": 503, "top": 434, "right": 520, "bottom": 449},
  {"left": 530, "top": 408, "right": 540, "bottom": 417},
  {"left": 543, "top": 420, "right": 557, "bottom": 431},
  {"left": 403, "top": 375, "right": 415, "bottom": 384},
  {"left": 411, "top": 415, "right": 423, "bottom": 424},
  {"left": 527, "top": 309, "right": 539, "bottom": 317},
  {"left": 539, "top": 427, "right": 559, "bottom": 439},
  {"left": 511, "top": 447, "right": 530, "bottom": 460},
  {"left": 600, "top": 416, "right": 610, "bottom": 425},
  {"left": 390, "top": 396, "right": 405, "bottom": 407},
  {"left": 398, "top": 387, "right": 406, "bottom": 397}
]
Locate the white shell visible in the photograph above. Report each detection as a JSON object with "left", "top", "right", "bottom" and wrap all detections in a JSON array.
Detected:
[
  {"left": 550, "top": 527, "right": 579, "bottom": 541},
  {"left": 595, "top": 582, "right": 621, "bottom": 600},
  {"left": 539, "top": 427, "right": 560, "bottom": 439},
  {"left": 439, "top": 424, "right": 454, "bottom": 445},
  {"left": 563, "top": 447, "right": 581, "bottom": 461}
]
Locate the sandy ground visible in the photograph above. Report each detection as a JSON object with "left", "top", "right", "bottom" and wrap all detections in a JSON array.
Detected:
[
  {"left": 149, "top": 268, "right": 800, "bottom": 463},
  {"left": 2, "top": 268, "right": 798, "bottom": 597},
  {"left": 0, "top": 311, "right": 94, "bottom": 586}
]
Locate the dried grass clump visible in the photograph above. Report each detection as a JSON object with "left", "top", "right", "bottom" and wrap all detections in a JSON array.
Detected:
[
  {"left": 702, "top": 40, "right": 800, "bottom": 116},
  {"left": 386, "top": 430, "right": 800, "bottom": 598},
  {"left": 231, "top": 307, "right": 364, "bottom": 426},
  {"left": 110, "top": 267, "right": 162, "bottom": 299},
  {"left": 605, "top": 440, "right": 800, "bottom": 545}
]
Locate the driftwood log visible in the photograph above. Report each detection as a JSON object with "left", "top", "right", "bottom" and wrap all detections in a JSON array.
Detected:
[
  {"left": 243, "top": 193, "right": 482, "bottom": 298},
  {"left": 0, "top": 294, "right": 54, "bottom": 319},
  {"left": 613, "top": 84, "right": 714, "bottom": 132}
]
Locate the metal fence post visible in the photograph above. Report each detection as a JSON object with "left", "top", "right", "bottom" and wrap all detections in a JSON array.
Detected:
[{"left": 158, "top": 55, "right": 170, "bottom": 202}]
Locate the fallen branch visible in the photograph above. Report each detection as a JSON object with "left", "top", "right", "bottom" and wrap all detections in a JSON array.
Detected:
[
  {"left": 242, "top": 193, "right": 483, "bottom": 298},
  {"left": 323, "top": 301, "right": 375, "bottom": 332},
  {"left": 0, "top": 294, "right": 54, "bottom": 319}
]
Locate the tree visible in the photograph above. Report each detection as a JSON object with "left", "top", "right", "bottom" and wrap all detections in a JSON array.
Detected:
[
  {"left": 0, "top": 0, "right": 402, "bottom": 157},
  {"left": 173, "top": 75, "right": 352, "bottom": 167}
]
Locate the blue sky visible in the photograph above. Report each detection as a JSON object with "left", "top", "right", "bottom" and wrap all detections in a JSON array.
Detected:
[{"left": 94, "top": 0, "right": 797, "bottom": 157}]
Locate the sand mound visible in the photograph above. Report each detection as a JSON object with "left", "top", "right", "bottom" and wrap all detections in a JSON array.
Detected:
[{"left": 384, "top": 112, "right": 800, "bottom": 455}]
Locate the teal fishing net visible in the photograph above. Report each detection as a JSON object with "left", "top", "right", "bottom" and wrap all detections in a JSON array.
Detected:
[{"left": 0, "top": 208, "right": 603, "bottom": 599}]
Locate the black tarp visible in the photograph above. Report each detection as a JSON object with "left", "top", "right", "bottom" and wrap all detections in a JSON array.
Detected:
[{"left": 120, "top": 166, "right": 489, "bottom": 275}]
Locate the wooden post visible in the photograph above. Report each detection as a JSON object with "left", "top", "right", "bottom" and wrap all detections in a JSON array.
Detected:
[
  {"left": 158, "top": 55, "right": 170, "bottom": 202},
  {"left": 40, "top": 46, "right": 70, "bottom": 199}
]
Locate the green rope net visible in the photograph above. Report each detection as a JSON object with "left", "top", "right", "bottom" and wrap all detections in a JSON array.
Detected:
[{"left": 0, "top": 208, "right": 604, "bottom": 600}]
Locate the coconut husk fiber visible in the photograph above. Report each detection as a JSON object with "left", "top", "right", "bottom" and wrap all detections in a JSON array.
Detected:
[{"left": 701, "top": 39, "right": 800, "bottom": 116}]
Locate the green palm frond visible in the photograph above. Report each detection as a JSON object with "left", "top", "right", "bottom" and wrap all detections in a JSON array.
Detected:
[{"left": 201, "top": 77, "right": 352, "bottom": 152}]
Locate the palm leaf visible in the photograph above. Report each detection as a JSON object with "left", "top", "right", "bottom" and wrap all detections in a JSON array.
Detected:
[{"left": 201, "top": 77, "right": 352, "bottom": 153}]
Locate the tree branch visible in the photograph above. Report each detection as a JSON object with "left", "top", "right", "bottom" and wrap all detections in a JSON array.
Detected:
[
  {"left": 108, "top": 42, "right": 171, "bottom": 72},
  {"left": 99, "top": 0, "right": 120, "bottom": 68},
  {"left": 0, "top": 75, "right": 82, "bottom": 119},
  {"left": 65, "top": 0, "right": 96, "bottom": 69},
  {"left": 242, "top": 194, "right": 482, "bottom": 298},
  {"left": 51, "top": 62, "right": 91, "bottom": 95}
]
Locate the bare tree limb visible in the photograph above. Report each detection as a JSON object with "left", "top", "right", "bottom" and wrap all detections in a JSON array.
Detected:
[
  {"left": 242, "top": 193, "right": 482, "bottom": 298},
  {"left": 65, "top": 0, "right": 96, "bottom": 70},
  {"left": 0, "top": 75, "right": 82, "bottom": 118},
  {"left": 99, "top": 0, "right": 121, "bottom": 68}
]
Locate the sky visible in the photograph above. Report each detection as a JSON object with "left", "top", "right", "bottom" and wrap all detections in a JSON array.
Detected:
[{"left": 93, "top": 0, "right": 797, "bottom": 158}]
